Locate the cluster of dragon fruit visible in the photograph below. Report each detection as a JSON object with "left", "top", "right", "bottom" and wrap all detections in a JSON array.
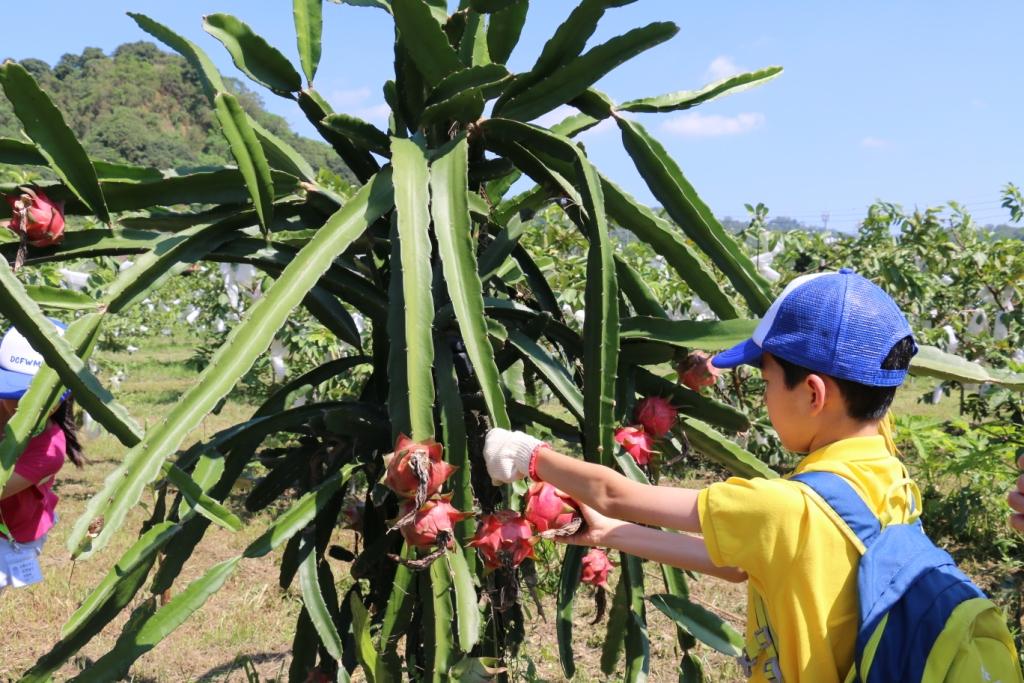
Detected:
[
  {"left": 614, "top": 350, "right": 720, "bottom": 466},
  {"left": 377, "top": 351, "right": 721, "bottom": 590},
  {"left": 381, "top": 435, "right": 608, "bottom": 581}
]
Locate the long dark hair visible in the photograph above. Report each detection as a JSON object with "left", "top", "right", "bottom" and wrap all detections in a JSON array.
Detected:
[{"left": 52, "top": 397, "right": 85, "bottom": 467}]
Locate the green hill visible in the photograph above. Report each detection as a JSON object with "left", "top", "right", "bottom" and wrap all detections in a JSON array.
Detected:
[{"left": 0, "top": 41, "right": 345, "bottom": 175}]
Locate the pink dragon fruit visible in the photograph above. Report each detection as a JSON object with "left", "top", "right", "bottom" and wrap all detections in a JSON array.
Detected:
[
  {"left": 384, "top": 434, "right": 457, "bottom": 499},
  {"left": 677, "top": 350, "right": 721, "bottom": 392},
  {"left": 580, "top": 548, "right": 613, "bottom": 589},
  {"left": 5, "top": 187, "right": 65, "bottom": 247},
  {"left": 614, "top": 425, "right": 655, "bottom": 466},
  {"left": 634, "top": 396, "right": 678, "bottom": 438},
  {"left": 397, "top": 495, "right": 470, "bottom": 549},
  {"left": 469, "top": 510, "right": 537, "bottom": 570},
  {"left": 523, "top": 481, "right": 580, "bottom": 535}
]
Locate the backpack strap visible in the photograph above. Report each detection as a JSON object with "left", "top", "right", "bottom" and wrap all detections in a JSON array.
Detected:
[{"left": 790, "top": 471, "right": 882, "bottom": 551}]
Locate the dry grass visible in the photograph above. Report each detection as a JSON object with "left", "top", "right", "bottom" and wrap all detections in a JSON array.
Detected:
[{"left": 0, "top": 339, "right": 301, "bottom": 682}]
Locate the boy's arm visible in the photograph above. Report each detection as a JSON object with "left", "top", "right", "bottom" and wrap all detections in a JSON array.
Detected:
[
  {"left": 568, "top": 503, "right": 746, "bottom": 583},
  {"left": 532, "top": 445, "right": 703, "bottom": 533},
  {"left": 482, "top": 428, "right": 703, "bottom": 532}
]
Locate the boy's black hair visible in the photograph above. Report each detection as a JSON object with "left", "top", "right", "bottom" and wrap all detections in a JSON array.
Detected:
[{"left": 774, "top": 335, "right": 917, "bottom": 421}]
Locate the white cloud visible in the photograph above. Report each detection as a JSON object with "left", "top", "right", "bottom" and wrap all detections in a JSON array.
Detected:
[
  {"left": 530, "top": 106, "right": 615, "bottom": 140},
  {"left": 581, "top": 117, "right": 615, "bottom": 137},
  {"left": 532, "top": 105, "right": 576, "bottom": 128},
  {"left": 328, "top": 87, "right": 372, "bottom": 109},
  {"left": 860, "top": 136, "right": 889, "bottom": 148},
  {"left": 705, "top": 56, "right": 742, "bottom": 82},
  {"left": 661, "top": 112, "right": 765, "bottom": 137},
  {"left": 355, "top": 103, "right": 392, "bottom": 126},
  {"left": 326, "top": 86, "right": 390, "bottom": 126}
]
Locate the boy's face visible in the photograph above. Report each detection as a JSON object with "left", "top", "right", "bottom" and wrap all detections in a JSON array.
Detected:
[{"left": 761, "top": 353, "right": 814, "bottom": 453}]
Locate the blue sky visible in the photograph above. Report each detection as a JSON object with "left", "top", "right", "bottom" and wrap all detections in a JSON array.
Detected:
[{"left": 3, "top": 2, "right": 1021, "bottom": 231}]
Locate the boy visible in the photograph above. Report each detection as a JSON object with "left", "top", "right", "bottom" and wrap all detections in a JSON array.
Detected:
[{"left": 484, "top": 269, "right": 919, "bottom": 682}]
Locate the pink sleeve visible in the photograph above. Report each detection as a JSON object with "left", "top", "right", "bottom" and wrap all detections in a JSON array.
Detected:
[{"left": 13, "top": 424, "right": 66, "bottom": 484}]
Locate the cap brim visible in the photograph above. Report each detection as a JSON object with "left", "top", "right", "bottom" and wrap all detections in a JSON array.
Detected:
[
  {"left": 712, "top": 338, "right": 763, "bottom": 369},
  {"left": 0, "top": 369, "right": 32, "bottom": 399}
]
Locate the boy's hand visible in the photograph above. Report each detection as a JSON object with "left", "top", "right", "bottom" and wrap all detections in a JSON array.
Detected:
[
  {"left": 483, "top": 428, "right": 544, "bottom": 484},
  {"left": 1010, "top": 454, "right": 1024, "bottom": 534},
  {"left": 555, "top": 503, "right": 625, "bottom": 547}
]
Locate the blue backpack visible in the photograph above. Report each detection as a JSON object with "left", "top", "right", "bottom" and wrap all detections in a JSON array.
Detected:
[{"left": 791, "top": 471, "right": 1023, "bottom": 683}]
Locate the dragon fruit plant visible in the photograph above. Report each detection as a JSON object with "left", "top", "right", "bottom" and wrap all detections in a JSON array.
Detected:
[{"left": 2, "top": 1, "right": 989, "bottom": 680}]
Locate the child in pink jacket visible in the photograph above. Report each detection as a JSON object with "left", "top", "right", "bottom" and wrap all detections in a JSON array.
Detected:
[{"left": 0, "top": 321, "right": 83, "bottom": 592}]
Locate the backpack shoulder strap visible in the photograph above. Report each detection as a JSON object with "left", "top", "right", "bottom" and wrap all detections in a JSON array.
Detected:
[{"left": 790, "top": 471, "right": 882, "bottom": 551}]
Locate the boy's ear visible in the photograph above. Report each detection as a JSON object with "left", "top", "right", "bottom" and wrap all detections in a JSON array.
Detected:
[{"left": 805, "top": 373, "right": 829, "bottom": 414}]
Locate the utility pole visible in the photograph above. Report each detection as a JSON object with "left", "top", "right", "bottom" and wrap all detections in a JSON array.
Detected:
[{"left": 821, "top": 211, "right": 830, "bottom": 231}]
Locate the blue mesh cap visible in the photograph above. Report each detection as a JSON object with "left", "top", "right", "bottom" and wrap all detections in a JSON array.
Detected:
[{"left": 712, "top": 269, "right": 918, "bottom": 387}]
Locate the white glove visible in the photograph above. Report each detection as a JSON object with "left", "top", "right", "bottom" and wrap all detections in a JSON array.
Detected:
[{"left": 483, "top": 428, "right": 545, "bottom": 484}]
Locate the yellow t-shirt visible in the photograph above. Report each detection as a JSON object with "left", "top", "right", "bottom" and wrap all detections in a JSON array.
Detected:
[{"left": 697, "top": 435, "right": 914, "bottom": 683}]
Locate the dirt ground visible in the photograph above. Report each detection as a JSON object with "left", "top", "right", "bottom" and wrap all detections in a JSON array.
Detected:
[{"left": 1, "top": 456, "right": 748, "bottom": 682}]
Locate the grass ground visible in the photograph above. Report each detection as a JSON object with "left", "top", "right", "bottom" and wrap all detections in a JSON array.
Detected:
[{"left": 0, "top": 343, "right": 966, "bottom": 682}]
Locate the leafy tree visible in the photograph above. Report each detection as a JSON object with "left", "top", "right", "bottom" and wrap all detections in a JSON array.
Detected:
[{"left": 0, "top": 42, "right": 347, "bottom": 176}]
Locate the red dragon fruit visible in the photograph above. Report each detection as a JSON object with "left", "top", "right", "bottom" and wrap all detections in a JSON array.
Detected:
[
  {"left": 469, "top": 510, "right": 537, "bottom": 570},
  {"left": 634, "top": 396, "right": 678, "bottom": 438},
  {"left": 580, "top": 548, "right": 613, "bottom": 589},
  {"left": 397, "top": 495, "right": 470, "bottom": 549},
  {"left": 614, "top": 425, "right": 655, "bottom": 466},
  {"left": 523, "top": 481, "right": 580, "bottom": 536},
  {"left": 4, "top": 187, "right": 65, "bottom": 247},
  {"left": 677, "top": 350, "right": 721, "bottom": 392},
  {"left": 384, "top": 434, "right": 457, "bottom": 500}
]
